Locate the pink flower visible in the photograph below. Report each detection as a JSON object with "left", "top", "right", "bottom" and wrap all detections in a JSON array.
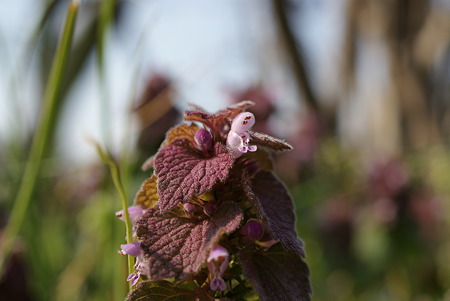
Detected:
[
  {"left": 210, "top": 276, "right": 227, "bottom": 291},
  {"left": 207, "top": 245, "right": 229, "bottom": 291},
  {"left": 119, "top": 242, "right": 142, "bottom": 257},
  {"left": 127, "top": 272, "right": 140, "bottom": 286},
  {"left": 227, "top": 112, "right": 257, "bottom": 158},
  {"left": 115, "top": 206, "right": 145, "bottom": 223},
  {"left": 121, "top": 242, "right": 149, "bottom": 287}
]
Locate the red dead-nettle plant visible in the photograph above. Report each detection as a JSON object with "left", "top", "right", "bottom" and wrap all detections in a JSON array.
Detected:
[{"left": 118, "top": 101, "right": 311, "bottom": 301}]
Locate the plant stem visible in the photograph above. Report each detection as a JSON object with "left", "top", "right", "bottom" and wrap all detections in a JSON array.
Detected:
[
  {"left": 95, "top": 144, "right": 134, "bottom": 291},
  {"left": 0, "top": 0, "right": 79, "bottom": 276}
]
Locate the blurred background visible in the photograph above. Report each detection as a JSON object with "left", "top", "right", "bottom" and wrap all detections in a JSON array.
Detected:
[{"left": 0, "top": 0, "right": 449, "bottom": 300}]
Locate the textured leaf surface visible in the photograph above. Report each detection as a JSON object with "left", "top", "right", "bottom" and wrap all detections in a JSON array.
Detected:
[
  {"left": 163, "top": 124, "right": 199, "bottom": 147},
  {"left": 240, "top": 149, "right": 274, "bottom": 172},
  {"left": 243, "top": 170, "right": 305, "bottom": 256},
  {"left": 125, "top": 280, "right": 210, "bottom": 301},
  {"left": 183, "top": 111, "right": 228, "bottom": 138},
  {"left": 154, "top": 140, "right": 234, "bottom": 211},
  {"left": 184, "top": 101, "right": 254, "bottom": 138},
  {"left": 216, "top": 100, "right": 254, "bottom": 119},
  {"left": 141, "top": 124, "right": 200, "bottom": 171},
  {"left": 239, "top": 244, "right": 311, "bottom": 301},
  {"left": 249, "top": 131, "right": 293, "bottom": 152},
  {"left": 136, "top": 202, "right": 243, "bottom": 279},
  {"left": 134, "top": 174, "right": 158, "bottom": 209}
]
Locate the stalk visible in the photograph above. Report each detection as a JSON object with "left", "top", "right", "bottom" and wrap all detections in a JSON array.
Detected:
[
  {"left": 0, "top": 0, "right": 79, "bottom": 276},
  {"left": 95, "top": 143, "right": 134, "bottom": 291}
]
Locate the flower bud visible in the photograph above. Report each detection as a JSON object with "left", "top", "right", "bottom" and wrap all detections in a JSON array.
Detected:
[
  {"left": 240, "top": 219, "right": 264, "bottom": 242},
  {"left": 183, "top": 203, "right": 197, "bottom": 216},
  {"left": 203, "top": 202, "right": 217, "bottom": 216},
  {"left": 194, "top": 129, "right": 213, "bottom": 151}
]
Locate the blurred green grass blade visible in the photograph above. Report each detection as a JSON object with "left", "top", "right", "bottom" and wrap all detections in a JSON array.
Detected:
[
  {"left": 97, "top": 0, "right": 116, "bottom": 71},
  {"left": 97, "top": 0, "right": 117, "bottom": 148},
  {"left": 0, "top": 0, "right": 79, "bottom": 275},
  {"left": 94, "top": 142, "right": 134, "bottom": 291}
]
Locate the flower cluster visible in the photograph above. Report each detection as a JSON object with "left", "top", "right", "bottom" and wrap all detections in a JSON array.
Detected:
[{"left": 117, "top": 101, "right": 311, "bottom": 301}]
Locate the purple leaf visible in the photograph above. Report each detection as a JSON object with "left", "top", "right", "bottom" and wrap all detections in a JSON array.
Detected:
[
  {"left": 135, "top": 202, "right": 243, "bottom": 279},
  {"left": 141, "top": 124, "right": 200, "bottom": 171},
  {"left": 243, "top": 170, "right": 305, "bottom": 256},
  {"left": 125, "top": 280, "right": 211, "bottom": 301},
  {"left": 184, "top": 111, "right": 229, "bottom": 139},
  {"left": 154, "top": 140, "right": 234, "bottom": 212},
  {"left": 249, "top": 131, "right": 293, "bottom": 152},
  {"left": 184, "top": 101, "right": 255, "bottom": 138},
  {"left": 217, "top": 100, "right": 255, "bottom": 118},
  {"left": 239, "top": 244, "right": 311, "bottom": 301}
]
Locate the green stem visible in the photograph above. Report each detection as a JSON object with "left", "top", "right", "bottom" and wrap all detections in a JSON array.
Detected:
[
  {"left": 97, "top": 0, "right": 116, "bottom": 148},
  {"left": 0, "top": 0, "right": 79, "bottom": 276},
  {"left": 95, "top": 144, "right": 134, "bottom": 291}
]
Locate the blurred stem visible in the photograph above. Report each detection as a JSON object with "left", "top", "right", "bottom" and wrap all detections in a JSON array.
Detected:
[
  {"left": 0, "top": 0, "right": 79, "bottom": 276},
  {"left": 271, "top": 0, "right": 319, "bottom": 112},
  {"left": 95, "top": 143, "right": 134, "bottom": 292},
  {"left": 97, "top": 0, "right": 116, "bottom": 148},
  {"left": 97, "top": 0, "right": 116, "bottom": 70}
]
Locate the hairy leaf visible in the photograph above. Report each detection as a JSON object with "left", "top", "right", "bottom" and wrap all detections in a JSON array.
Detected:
[
  {"left": 134, "top": 174, "right": 158, "bottom": 209},
  {"left": 184, "top": 110, "right": 228, "bottom": 138},
  {"left": 239, "top": 244, "right": 311, "bottom": 301},
  {"left": 184, "top": 101, "right": 255, "bottom": 138},
  {"left": 240, "top": 149, "right": 274, "bottom": 173},
  {"left": 141, "top": 124, "right": 200, "bottom": 171},
  {"left": 154, "top": 140, "right": 234, "bottom": 211},
  {"left": 249, "top": 131, "right": 293, "bottom": 152},
  {"left": 163, "top": 123, "right": 199, "bottom": 147},
  {"left": 141, "top": 155, "right": 156, "bottom": 171},
  {"left": 135, "top": 202, "right": 243, "bottom": 279},
  {"left": 125, "top": 280, "right": 211, "bottom": 301},
  {"left": 243, "top": 170, "right": 305, "bottom": 256},
  {"left": 217, "top": 100, "right": 255, "bottom": 119}
]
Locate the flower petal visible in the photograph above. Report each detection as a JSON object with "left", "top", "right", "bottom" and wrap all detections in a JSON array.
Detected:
[
  {"left": 120, "top": 242, "right": 142, "bottom": 257},
  {"left": 126, "top": 272, "right": 140, "bottom": 286},
  {"left": 231, "top": 112, "right": 255, "bottom": 133},
  {"left": 115, "top": 206, "right": 145, "bottom": 223},
  {"left": 210, "top": 276, "right": 227, "bottom": 291}
]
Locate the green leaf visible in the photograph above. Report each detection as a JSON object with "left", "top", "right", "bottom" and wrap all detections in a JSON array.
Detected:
[{"left": 125, "top": 280, "right": 211, "bottom": 301}]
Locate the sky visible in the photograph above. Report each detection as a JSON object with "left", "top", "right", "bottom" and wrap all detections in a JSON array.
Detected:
[{"left": 0, "top": 0, "right": 346, "bottom": 164}]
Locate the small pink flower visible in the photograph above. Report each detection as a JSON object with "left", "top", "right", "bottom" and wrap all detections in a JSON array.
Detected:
[
  {"left": 119, "top": 242, "right": 142, "bottom": 257},
  {"left": 227, "top": 112, "right": 257, "bottom": 158},
  {"left": 115, "top": 206, "right": 145, "bottom": 223},
  {"left": 207, "top": 245, "right": 229, "bottom": 291},
  {"left": 210, "top": 276, "right": 227, "bottom": 291},
  {"left": 127, "top": 272, "right": 140, "bottom": 286},
  {"left": 231, "top": 112, "right": 255, "bottom": 132}
]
